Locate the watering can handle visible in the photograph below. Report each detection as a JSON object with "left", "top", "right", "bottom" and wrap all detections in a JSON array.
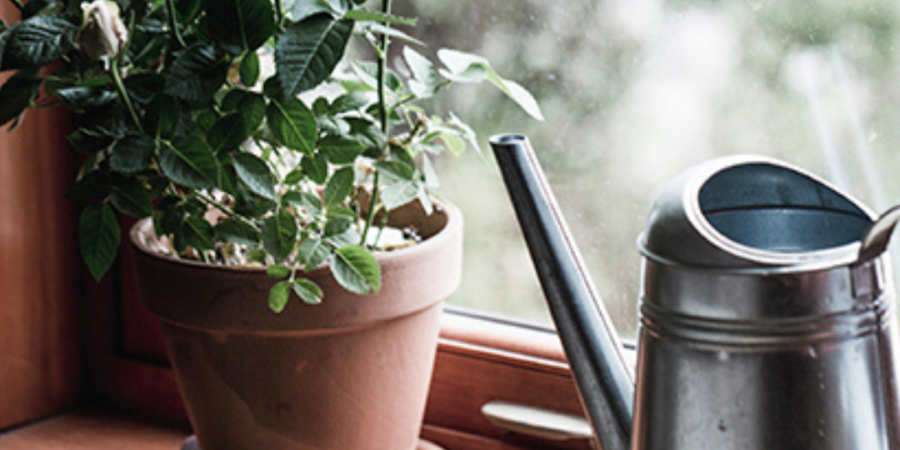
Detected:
[{"left": 859, "top": 205, "right": 900, "bottom": 263}]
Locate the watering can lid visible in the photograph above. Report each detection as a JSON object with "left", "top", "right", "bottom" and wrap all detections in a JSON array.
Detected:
[{"left": 639, "top": 155, "right": 877, "bottom": 271}]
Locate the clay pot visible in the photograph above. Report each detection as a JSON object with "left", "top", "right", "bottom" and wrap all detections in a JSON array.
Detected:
[{"left": 130, "top": 202, "right": 463, "bottom": 450}]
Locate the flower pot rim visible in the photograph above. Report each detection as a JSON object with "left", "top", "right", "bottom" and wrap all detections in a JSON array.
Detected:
[{"left": 129, "top": 200, "right": 462, "bottom": 277}]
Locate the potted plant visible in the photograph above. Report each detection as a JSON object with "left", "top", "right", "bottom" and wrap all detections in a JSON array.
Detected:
[{"left": 0, "top": 0, "right": 541, "bottom": 449}]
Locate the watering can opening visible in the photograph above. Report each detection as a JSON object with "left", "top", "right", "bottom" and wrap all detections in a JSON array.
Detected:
[
  {"left": 698, "top": 162, "right": 872, "bottom": 253},
  {"left": 641, "top": 156, "right": 887, "bottom": 269}
]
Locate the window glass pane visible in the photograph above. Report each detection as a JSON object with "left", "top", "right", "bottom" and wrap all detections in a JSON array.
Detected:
[{"left": 400, "top": 0, "right": 899, "bottom": 338}]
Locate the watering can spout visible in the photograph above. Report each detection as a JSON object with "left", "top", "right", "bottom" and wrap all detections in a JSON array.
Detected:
[{"left": 490, "top": 134, "right": 634, "bottom": 450}]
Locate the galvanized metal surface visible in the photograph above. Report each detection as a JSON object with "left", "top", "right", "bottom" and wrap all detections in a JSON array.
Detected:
[
  {"left": 636, "top": 156, "right": 900, "bottom": 450},
  {"left": 493, "top": 135, "right": 900, "bottom": 450}
]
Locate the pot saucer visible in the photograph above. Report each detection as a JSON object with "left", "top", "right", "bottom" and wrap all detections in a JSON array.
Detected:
[{"left": 181, "top": 435, "right": 445, "bottom": 450}]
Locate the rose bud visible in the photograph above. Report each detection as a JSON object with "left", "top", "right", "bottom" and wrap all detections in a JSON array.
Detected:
[{"left": 76, "top": 0, "right": 128, "bottom": 69}]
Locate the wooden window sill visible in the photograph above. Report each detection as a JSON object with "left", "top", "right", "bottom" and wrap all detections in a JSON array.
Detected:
[
  {"left": 0, "top": 411, "right": 189, "bottom": 450},
  {"left": 0, "top": 409, "right": 529, "bottom": 450}
]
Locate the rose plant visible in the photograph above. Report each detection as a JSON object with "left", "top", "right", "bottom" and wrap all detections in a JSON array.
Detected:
[{"left": 0, "top": 0, "right": 541, "bottom": 311}]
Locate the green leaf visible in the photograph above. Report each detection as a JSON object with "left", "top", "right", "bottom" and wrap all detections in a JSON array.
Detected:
[
  {"left": 375, "top": 160, "right": 414, "bottom": 181},
  {"left": 21, "top": 0, "right": 59, "bottom": 19},
  {"left": 0, "top": 73, "right": 41, "bottom": 128},
  {"left": 331, "top": 245, "right": 381, "bottom": 294},
  {"left": 213, "top": 92, "right": 265, "bottom": 149},
  {"left": 441, "top": 132, "right": 466, "bottom": 157},
  {"left": 164, "top": 44, "right": 230, "bottom": 102},
  {"left": 283, "top": 190, "right": 322, "bottom": 217},
  {"left": 125, "top": 73, "right": 166, "bottom": 104},
  {"left": 302, "top": 153, "right": 329, "bottom": 184},
  {"left": 404, "top": 47, "right": 437, "bottom": 98},
  {"left": 324, "top": 215, "right": 353, "bottom": 237},
  {"left": 213, "top": 218, "right": 261, "bottom": 246},
  {"left": 319, "top": 135, "right": 364, "bottom": 164},
  {"left": 2, "top": 15, "right": 77, "bottom": 70},
  {"left": 177, "top": 0, "right": 203, "bottom": 25},
  {"left": 347, "top": 117, "right": 386, "bottom": 157},
  {"left": 297, "top": 237, "right": 329, "bottom": 269},
  {"left": 240, "top": 93, "right": 267, "bottom": 131},
  {"left": 233, "top": 181, "right": 277, "bottom": 217},
  {"left": 292, "top": 0, "right": 337, "bottom": 21},
  {"left": 217, "top": 159, "right": 239, "bottom": 195},
  {"left": 344, "top": 9, "right": 416, "bottom": 26},
  {"left": 55, "top": 86, "right": 117, "bottom": 112},
  {"left": 437, "top": 49, "right": 544, "bottom": 121},
  {"left": 79, "top": 203, "right": 120, "bottom": 281},
  {"left": 381, "top": 179, "right": 420, "bottom": 211},
  {"left": 275, "top": 14, "right": 354, "bottom": 97},
  {"left": 327, "top": 206, "right": 357, "bottom": 219},
  {"left": 66, "top": 169, "right": 112, "bottom": 202},
  {"left": 436, "top": 49, "right": 488, "bottom": 83},
  {"left": 233, "top": 153, "right": 276, "bottom": 200},
  {"left": 421, "top": 152, "right": 440, "bottom": 189},
  {"left": 284, "top": 169, "right": 305, "bottom": 185},
  {"left": 0, "top": 26, "right": 9, "bottom": 70},
  {"left": 110, "top": 177, "right": 152, "bottom": 218},
  {"left": 266, "top": 97, "right": 317, "bottom": 155},
  {"left": 361, "top": 22, "right": 423, "bottom": 46},
  {"left": 329, "top": 92, "right": 370, "bottom": 114},
  {"left": 159, "top": 135, "right": 219, "bottom": 189},
  {"left": 144, "top": 95, "right": 180, "bottom": 139},
  {"left": 208, "top": 113, "right": 252, "bottom": 153},
  {"left": 323, "top": 167, "right": 354, "bottom": 207},
  {"left": 176, "top": 216, "right": 215, "bottom": 251},
  {"left": 206, "top": 0, "right": 276, "bottom": 53},
  {"left": 268, "top": 280, "right": 291, "bottom": 313},
  {"left": 239, "top": 51, "right": 261, "bottom": 86},
  {"left": 110, "top": 135, "right": 156, "bottom": 174},
  {"left": 261, "top": 210, "right": 298, "bottom": 261},
  {"left": 293, "top": 278, "right": 323, "bottom": 305},
  {"left": 247, "top": 248, "right": 267, "bottom": 264},
  {"left": 448, "top": 112, "right": 481, "bottom": 156},
  {"left": 67, "top": 127, "right": 116, "bottom": 154},
  {"left": 417, "top": 184, "right": 434, "bottom": 216},
  {"left": 485, "top": 74, "right": 545, "bottom": 122},
  {"left": 266, "top": 264, "right": 291, "bottom": 279},
  {"left": 153, "top": 199, "right": 185, "bottom": 237},
  {"left": 323, "top": 216, "right": 359, "bottom": 247}
]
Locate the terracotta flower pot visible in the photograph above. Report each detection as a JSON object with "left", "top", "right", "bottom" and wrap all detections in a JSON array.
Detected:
[{"left": 129, "top": 202, "right": 463, "bottom": 450}]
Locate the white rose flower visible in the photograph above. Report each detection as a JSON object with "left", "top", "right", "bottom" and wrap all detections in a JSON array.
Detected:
[{"left": 76, "top": 0, "right": 128, "bottom": 69}]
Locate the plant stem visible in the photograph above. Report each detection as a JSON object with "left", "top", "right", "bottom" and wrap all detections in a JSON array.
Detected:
[
  {"left": 166, "top": 0, "right": 187, "bottom": 48},
  {"left": 110, "top": 58, "right": 144, "bottom": 134},
  {"left": 196, "top": 193, "right": 257, "bottom": 229},
  {"left": 360, "top": 0, "right": 392, "bottom": 246},
  {"left": 360, "top": 172, "right": 380, "bottom": 245},
  {"left": 165, "top": 0, "right": 187, "bottom": 49},
  {"left": 274, "top": 0, "right": 283, "bottom": 26},
  {"left": 376, "top": 0, "right": 392, "bottom": 134},
  {"left": 8, "top": 0, "right": 24, "bottom": 13}
]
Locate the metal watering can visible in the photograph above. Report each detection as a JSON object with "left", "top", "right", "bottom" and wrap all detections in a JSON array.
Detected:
[{"left": 490, "top": 134, "right": 900, "bottom": 450}]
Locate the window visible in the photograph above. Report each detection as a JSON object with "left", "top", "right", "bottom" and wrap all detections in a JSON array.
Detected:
[
  {"left": 4, "top": 1, "right": 900, "bottom": 449},
  {"left": 410, "top": 0, "right": 900, "bottom": 339}
]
